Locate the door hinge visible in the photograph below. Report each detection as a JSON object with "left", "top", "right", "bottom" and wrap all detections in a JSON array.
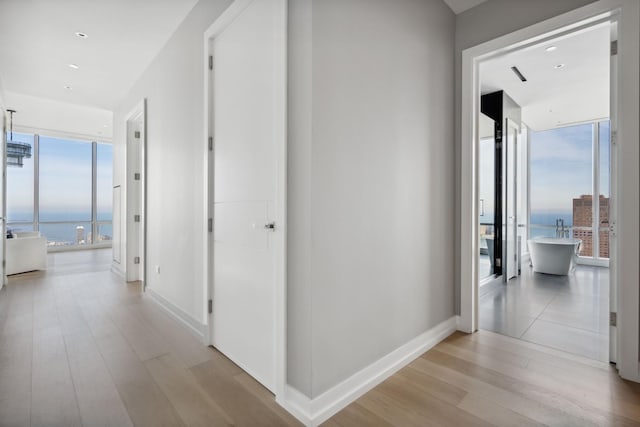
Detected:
[
  {"left": 208, "top": 137, "right": 213, "bottom": 151},
  {"left": 208, "top": 299, "right": 213, "bottom": 314},
  {"left": 2, "top": 259, "right": 5, "bottom": 268},
  {"left": 134, "top": 214, "right": 141, "bottom": 222},
  {"left": 134, "top": 172, "right": 140, "bottom": 181},
  {"left": 134, "top": 131, "right": 141, "bottom": 139},
  {"left": 208, "top": 218, "right": 213, "bottom": 232},
  {"left": 209, "top": 55, "right": 213, "bottom": 70},
  {"left": 134, "top": 256, "right": 140, "bottom": 265},
  {"left": 610, "top": 312, "right": 617, "bottom": 327},
  {"left": 495, "top": 258, "right": 501, "bottom": 268},
  {"left": 611, "top": 40, "right": 618, "bottom": 56},
  {"left": 611, "top": 130, "right": 617, "bottom": 145}
]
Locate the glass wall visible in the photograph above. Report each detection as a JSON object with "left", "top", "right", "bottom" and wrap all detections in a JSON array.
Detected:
[
  {"left": 529, "top": 121, "right": 610, "bottom": 260},
  {"left": 6, "top": 132, "right": 35, "bottom": 232},
  {"left": 96, "top": 142, "right": 113, "bottom": 242},
  {"left": 5, "top": 133, "right": 113, "bottom": 248}
]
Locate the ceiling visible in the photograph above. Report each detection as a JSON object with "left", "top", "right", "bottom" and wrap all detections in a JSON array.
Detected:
[
  {"left": 480, "top": 23, "right": 610, "bottom": 131},
  {"left": 442, "top": 0, "right": 487, "bottom": 14},
  {"left": 0, "top": 0, "right": 199, "bottom": 111}
]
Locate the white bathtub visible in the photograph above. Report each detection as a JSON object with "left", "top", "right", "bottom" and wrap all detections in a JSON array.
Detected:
[{"left": 528, "top": 237, "right": 581, "bottom": 275}]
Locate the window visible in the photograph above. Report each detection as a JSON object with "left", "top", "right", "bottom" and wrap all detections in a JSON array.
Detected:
[
  {"left": 6, "top": 132, "right": 35, "bottom": 232},
  {"left": 5, "top": 132, "right": 113, "bottom": 248},
  {"left": 96, "top": 142, "right": 113, "bottom": 242},
  {"left": 529, "top": 121, "right": 610, "bottom": 259}
]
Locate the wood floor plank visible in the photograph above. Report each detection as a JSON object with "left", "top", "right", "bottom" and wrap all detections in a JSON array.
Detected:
[
  {"left": 145, "top": 354, "right": 234, "bottom": 427},
  {"left": 409, "top": 356, "right": 591, "bottom": 426},
  {"left": 130, "top": 299, "right": 214, "bottom": 368},
  {"left": 375, "top": 374, "right": 492, "bottom": 427},
  {"left": 232, "top": 372, "right": 303, "bottom": 427},
  {"left": 0, "top": 330, "right": 32, "bottom": 427},
  {"left": 437, "top": 338, "right": 640, "bottom": 422},
  {"left": 106, "top": 302, "right": 170, "bottom": 361},
  {"left": 31, "top": 323, "right": 82, "bottom": 427},
  {"left": 422, "top": 349, "right": 633, "bottom": 426},
  {"left": 190, "top": 358, "right": 290, "bottom": 427},
  {"left": 456, "top": 393, "right": 546, "bottom": 427},
  {"left": 327, "top": 402, "right": 394, "bottom": 427},
  {"left": 63, "top": 331, "right": 134, "bottom": 427},
  {"left": 87, "top": 311, "right": 185, "bottom": 427}
]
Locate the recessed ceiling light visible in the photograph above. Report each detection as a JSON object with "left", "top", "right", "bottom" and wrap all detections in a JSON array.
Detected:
[
  {"left": 75, "top": 32, "right": 88, "bottom": 38},
  {"left": 68, "top": 63, "right": 79, "bottom": 70},
  {"left": 554, "top": 63, "right": 565, "bottom": 69},
  {"left": 545, "top": 46, "right": 557, "bottom": 52},
  {"left": 64, "top": 85, "right": 73, "bottom": 90},
  {"left": 103, "top": 124, "right": 109, "bottom": 128}
]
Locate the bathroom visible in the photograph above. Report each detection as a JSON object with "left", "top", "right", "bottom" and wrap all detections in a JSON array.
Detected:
[{"left": 476, "top": 23, "right": 612, "bottom": 362}]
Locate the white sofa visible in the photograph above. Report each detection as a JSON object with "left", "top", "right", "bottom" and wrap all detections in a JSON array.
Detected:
[{"left": 6, "top": 231, "right": 47, "bottom": 275}]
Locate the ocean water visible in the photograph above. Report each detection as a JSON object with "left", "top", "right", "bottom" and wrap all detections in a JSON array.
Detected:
[{"left": 7, "top": 211, "right": 112, "bottom": 246}]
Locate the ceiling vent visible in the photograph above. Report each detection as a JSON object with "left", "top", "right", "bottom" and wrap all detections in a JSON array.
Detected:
[{"left": 511, "top": 66, "right": 527, "bottom": 82}]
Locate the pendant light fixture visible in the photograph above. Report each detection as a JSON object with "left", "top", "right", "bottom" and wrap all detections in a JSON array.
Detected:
[{"left": 6, "top": 109, "right": 32, "bottom": 167}]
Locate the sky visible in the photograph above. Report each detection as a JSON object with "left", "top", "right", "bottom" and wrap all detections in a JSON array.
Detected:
[
  {"left": 479, "top": 121, "right": 610, "bottom": 225},
  {"left": 530, "top": 122, "right": 609, "bottom": 213},
  {"left": 6, "top": 132, "right": 112, "bottom": 222}
]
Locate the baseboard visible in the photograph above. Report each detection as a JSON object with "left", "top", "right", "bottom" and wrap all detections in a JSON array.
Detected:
[
  {"left": 145, "top": 287, "right": 207, "bottom": 340},
  {"left": 278, "top": 315, "right": 458, "bottom": 426},
  {"left": 110, "top": 263, "right": 125, "bottom": 279}
]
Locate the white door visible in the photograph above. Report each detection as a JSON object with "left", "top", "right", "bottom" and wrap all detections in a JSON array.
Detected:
[
  {"left": 125, "top": 107, "right": 145, "bottom": 284},
  {"left": 504, "top": 119, "right": 519, "bottom": 280},
  {"left": 211, "top": 0, "right": 284, "bottom": 393}
]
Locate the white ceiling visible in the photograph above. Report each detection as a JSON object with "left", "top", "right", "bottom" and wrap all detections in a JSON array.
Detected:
[
  {"left": 442, "top": 0, "right": 487, "bottom": 14},
  {"left": 480, "top": 23, "right": 610, "bottom": 131},
  {"left": 0, "top": 0, "right": 199, "bottom": 111}
]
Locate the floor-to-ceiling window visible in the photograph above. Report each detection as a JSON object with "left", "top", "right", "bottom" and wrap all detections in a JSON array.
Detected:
[
  {"left": 529, "top": 121, "right": 610, "bottom": 261},
  {"left": 6, "top": 132, "right": 35, "bottom": 232},
  {"left": 6, "top": 132, "right": 113, "bottom": 249}
]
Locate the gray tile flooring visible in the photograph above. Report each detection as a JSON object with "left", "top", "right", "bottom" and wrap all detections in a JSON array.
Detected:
[{"left": 479, "top": 264, "right": 609, "bottom": 362}]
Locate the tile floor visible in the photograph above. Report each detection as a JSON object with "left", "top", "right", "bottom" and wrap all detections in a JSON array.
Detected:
[{"left": 479, "top": 264, "right": 609, "bottom": 362}]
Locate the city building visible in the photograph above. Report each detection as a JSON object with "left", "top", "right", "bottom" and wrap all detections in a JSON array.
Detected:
[{"left": 573, "top": 194, "right": 609, "bottom": 258}]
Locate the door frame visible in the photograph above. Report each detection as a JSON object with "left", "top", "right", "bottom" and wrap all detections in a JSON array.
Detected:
[
  {"left": 125, "top": 99, "right": 147, "bottom": 287},
  {"left": 460, "top": 0, "right": 639, "bottom": 382},
  {"left": 1, "top": 110, "right": 6, "bottom": 288},
  {"left": 202, "top": 0, "right": 287, "bottom": 397}
]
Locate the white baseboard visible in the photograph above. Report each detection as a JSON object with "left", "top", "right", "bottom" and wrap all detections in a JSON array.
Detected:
[
  {"left": 145, "top": 287, "right": 207, "bottom": 340},
  {"left": 278, "top": 315, "right": 458, "bottom": 426},
  {"left": 110, "top": 264, "right": 125, "bottom": 279}
]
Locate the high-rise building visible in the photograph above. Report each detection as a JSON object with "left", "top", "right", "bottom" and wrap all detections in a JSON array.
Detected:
[
  {"left": 76, "top": 225, "right": 85, "bottom": 245},
  {"left": 572, "top": 194, "right": 609, "bottom": 258}
]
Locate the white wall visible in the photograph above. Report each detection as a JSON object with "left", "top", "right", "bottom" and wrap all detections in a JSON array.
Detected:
[
  {"left": 288, "top": 0, "right": 456, "bottom": 398},
  {"left": 113, "top": 0, "right": 232, "bottom": 326},
  {"left": 453, "top": 0, "right": 598, "bottom": 313},
  {"left": 5, "top": 91, "right": 112, "bottom": 141}
]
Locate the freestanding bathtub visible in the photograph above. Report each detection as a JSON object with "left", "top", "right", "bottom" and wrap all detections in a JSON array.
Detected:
[{"left": 528, "top": 237, "right": 581, "bottom": 275}]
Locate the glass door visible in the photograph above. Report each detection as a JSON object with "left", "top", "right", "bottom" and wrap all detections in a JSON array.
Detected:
[{"left": 504, "top": 118, "right": 519, "bottom": 281}]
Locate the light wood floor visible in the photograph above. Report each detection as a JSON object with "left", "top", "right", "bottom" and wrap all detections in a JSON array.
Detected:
[
  {"left": 0, "top": 249, "right": 300, "bottom": 427},
  {"left": 2, "top": 249, "right": 640, "bottom": 427},
  {"left": 325, "top": 330, "right": 640, "bottom": 426}
]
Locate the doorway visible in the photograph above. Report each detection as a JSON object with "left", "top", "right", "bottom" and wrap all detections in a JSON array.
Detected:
[
  {"left": 461, "top": 0, "right": 640, "bottom": 382},
  {"left": 478, "top": 22, "right": 612, "bottom": 363},
  {"left": 204, "top": 0, "right": 287, "bottom": 396}
]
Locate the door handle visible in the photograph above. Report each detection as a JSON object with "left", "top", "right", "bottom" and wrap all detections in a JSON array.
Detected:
[{"left": 264, "top": 222, "right": 276, "bottom": 231}]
